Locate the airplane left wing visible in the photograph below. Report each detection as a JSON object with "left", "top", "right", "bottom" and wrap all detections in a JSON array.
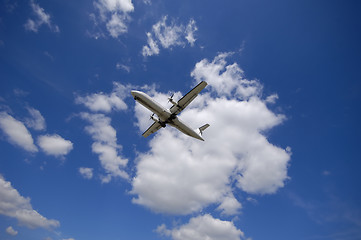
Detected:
[
  {"left": 142, "top": 121, "right": 162, "bottom": 138},
  {"left": 170, "top": 81, "right": 207, "bottom": 115}
]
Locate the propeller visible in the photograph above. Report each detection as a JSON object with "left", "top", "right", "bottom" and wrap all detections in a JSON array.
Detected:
[
  {"left": 168, "top": 93, "right": 174, "bottom": 103},
  {"left": 168, "top": 93, "right": 178, "bottom": 105},
  {"left": 149, "top": 113, "right": 155, "bottom": 120}
]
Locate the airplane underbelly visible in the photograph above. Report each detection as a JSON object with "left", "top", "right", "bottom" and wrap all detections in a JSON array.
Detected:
[{"left": 170, "top": 118, "right": 203, "bottom": 141}]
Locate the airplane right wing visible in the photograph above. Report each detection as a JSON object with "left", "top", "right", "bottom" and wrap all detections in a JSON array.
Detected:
[
  {"left": 170, "top": 81, "right": 207, "bottom": 115},
  {"left": 142, "top": 121, "right": 163, "bottom": 138}
]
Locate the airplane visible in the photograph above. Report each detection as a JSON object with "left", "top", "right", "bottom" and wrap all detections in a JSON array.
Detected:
[{"left": 131, "top": 81, "right": 210, "bottom": 141}]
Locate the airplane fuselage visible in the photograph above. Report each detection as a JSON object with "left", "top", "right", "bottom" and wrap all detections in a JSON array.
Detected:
[{"left": 131, "top": 90, "right": 204, "bottom": 140}]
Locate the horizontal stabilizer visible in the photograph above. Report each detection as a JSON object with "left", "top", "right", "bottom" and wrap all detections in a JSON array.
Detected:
[{"left": 199, "top": 124, "right": 210, "bottom": 135}]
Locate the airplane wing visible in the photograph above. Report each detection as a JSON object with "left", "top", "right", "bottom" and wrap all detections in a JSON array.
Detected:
[
  {"left": 170, "top": 81, "right": 207, "bottom": 115},
  {"left": 142, "top": 121, "right": 163, "bottom": 138}
]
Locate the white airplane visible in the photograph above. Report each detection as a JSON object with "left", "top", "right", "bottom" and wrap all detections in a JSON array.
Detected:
[{"left": 131, "top": 81, "right": 210, "bottom": 141}]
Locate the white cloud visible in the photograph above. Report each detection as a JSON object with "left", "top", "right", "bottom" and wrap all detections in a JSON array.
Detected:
[
  {"left": 157, "top": 214, "right": 244, "bottom": 240},
  {"left": 185, "top": 19, "right": 198, "bottom": 46},
  {"left": 142, "top": 16, "right": 198, "bottom": 57},
  {"left": 153, "top": 16, "right": 183, "bottom": 49},
  {"left": 13, "top": 88, "right": 29, "bottom": 97},
  {"left": 131, "top": 53, "right": 290, "bottom": 215},
  {"left": 246, "top": 197, "right": 258, "bottom": 205},
  {"left": 44, "top": 51, "right": 55, "bottom": 61},
  {"left": 116, "top": 63, "right": 130, "bottom": 73},
  {"left": 6, "top": 226, "right": 18, "bottom": 236},
  {"left": 96, "top": 0, "right": 134, "bottom": 13},
  {"left": 37, "top": 134, "right": 73, "bottom": 157},
  {"left": 24, "top": 0, "right": 59, "bottom": 33},
  {"left": 0, "top": 175, "right": 60, "bottom": 229},
  {"left": 75, "top": 82, "right": 129, "bottom": 113},
  {"left": 191, "top": 52, "right": 262, "bottom": 99},
  {"left": 265, "top": 94, "right": 279, "bottom": 104},
  {"left": 106, "top": 13, "right": 129, "bottom": 37},
  {"left": 216, "top": 194, "right": 242, "bottom": 216},
  {"left": 142, "top": 32, "right": 160, "bottom": 57},
  {"left": 93, "top": 0, "right": 134, "bottom": 38},
  {"left": 0, "top": 112, "right": 38, "bottom": 152},
  {"left": 79, "top": 167, "right": 94, "bottom": 179},
  {"left": 80, "top": 112, "right": 128, "bottom": 182},
  {"left": 25, "top": 107, "right": 46, "bottom": 131}
]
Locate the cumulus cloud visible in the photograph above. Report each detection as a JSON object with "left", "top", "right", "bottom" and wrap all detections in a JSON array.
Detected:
[
  {"left": 0, "top": 175, "right": 60, "bottom": 229},
  {"left": 80, "top": 112, "right": 128, "bottom": 183},
  {"left": 131, "top": 53, "right": 290, "bottom": 215},
  {"left": 24, "top": 107, "right": 46, "bottom": 131},
  {"left": 216, "top": 194, "right": 242, "bottom": 216},
  {"left": 24, "top": 0, "right": 59, "bottom": 33},
  {"left": 157, "top": 214, "right": 244, "bottom": 240},
  {"left": 142, "top": 16, "right": 198, "bottom": 57},
  {"left": 92, "top": 0, "right": 134, "bottom": 38},
  {"left": 191, "top": 52, "right": 262, "bottom": 99},
  {"left": 0, "top": 112, "right": 38, "bottom": 152},
  {"left": 75, "top": 82, "right": 129, "bottom": 113},
  {"left": 79, "top": 167, "right": 94, "bottom": 179},
  {"left": 6, "top": 226, "right": 18, "bottom": 236},
  {"left": 37, "top": 134, "right": 73, "bottom": 157}
]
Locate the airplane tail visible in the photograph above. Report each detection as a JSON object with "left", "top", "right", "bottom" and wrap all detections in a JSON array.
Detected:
[{"left": 198, "top": 124, "right": 210, "bottom": 136}]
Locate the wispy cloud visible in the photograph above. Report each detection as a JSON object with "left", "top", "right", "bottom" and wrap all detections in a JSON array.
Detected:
[
  {"left": 6, "top": 226, "right": 18, "bottom": 236},
  {"left": 142, "top": 16, "right": 198, "bottom": 57},
  {"left": 4, "top": 0, "right": 18, "bottom": 13},
  {"left": 13, "top": 88, "right": 29, "bottom": 97},
  {"left": 24, "top": 0, "right": 59, "bottom": 33},
  {"left": 79, "top": 167, "right": 94, "bottom": 180},
  {"left": 0, "top": 175, "right": 60, "bottom": 229},
  {"left": 265, "top": 94, "right": 279, "bottom": 104},
  {"left": 24, "top": 106, "right": 46, "bottom": 131},
  {"left": 0, "top": 112, "right": 38, "bottom": 152},
  {"left": 116, "top": 62, "right": 130, "bottom": 73},
  {"left": 91, "top": 0, "right": 134, "bottom": 38},
  {"left": 185, "top": 19, "right": 198, "bottom": 47},
  {"left": 290, "top": 191, "right": 361, "bottom": 224}
]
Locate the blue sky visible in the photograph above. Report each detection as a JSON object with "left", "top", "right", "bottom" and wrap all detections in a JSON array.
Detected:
[{"left": 0, "top": 0, "right": 361, "bottom": 239}]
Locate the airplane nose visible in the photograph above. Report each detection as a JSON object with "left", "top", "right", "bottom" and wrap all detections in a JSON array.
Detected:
[{"left": 131, "top": 90, "right": 140, "bottom": 100}]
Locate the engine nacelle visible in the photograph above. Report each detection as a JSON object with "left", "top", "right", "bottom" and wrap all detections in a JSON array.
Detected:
[
  {"left": 168, "top": 98, "right": 177, "bottom": 105},
  {"left": 150, "top": 114, "right": 166, "bottom": 128}
]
